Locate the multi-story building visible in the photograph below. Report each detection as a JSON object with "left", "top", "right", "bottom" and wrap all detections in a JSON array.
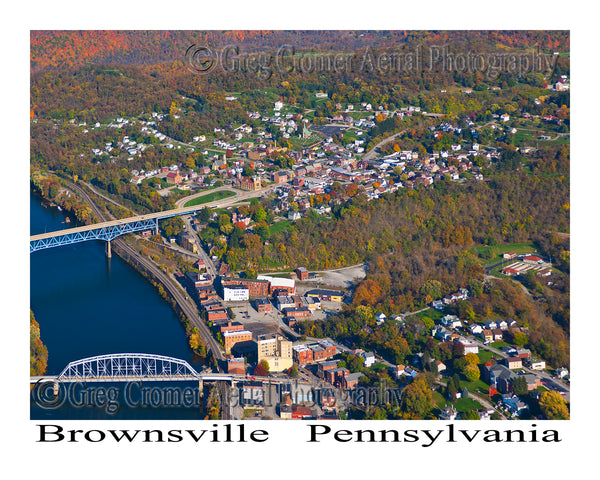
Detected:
[
  {"left": 276, "top": 296, "right": 296, "bottom": 311},
  {"left": 221, "top": 278, "right": 270, "bottom": 297},
  {"left": 257, "top": 275, "right": 296, "bottom": 295},
  {"left": 223, "top": 285, "right": 250, "bottom": 302},
  {"left": 255, "top": 334, "right": 293, "bottom": 372},
  {"left": 178, "top": 232, "right": 198, "bottom": 253},
  {"left": 254, "top": 298, "right": 272, "bottom": 313},
  {"left": 239, "top": 176, "right": 261, "bottom": 191},
  {"left": 227, "top": 357, "right": 246, "bottom": 375},
  {"left": 317, "top": 359, "right": 340, "bottom": 378},
  {"left": 224, "top": 329, "right": 253, "bottom": 354},
  {"left": 295, "top": 267, "right": 309, "bottom": 280},
  {"left": 292, "top": 344, "right": 313, "bottom": 366}
]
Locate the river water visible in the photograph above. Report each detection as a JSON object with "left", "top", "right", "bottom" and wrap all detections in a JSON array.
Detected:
[{"left": 30, "top": 192, "right": 207, "bottom": 419}]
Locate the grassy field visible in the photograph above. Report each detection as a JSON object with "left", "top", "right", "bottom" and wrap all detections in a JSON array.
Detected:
[
  {"left": 270, "top": 220, "right": 292, "bottom": 235},
  {"left": 183, "top": 190, "right": 236, "bottom": 207},
  {"left": 474, "top": 242, "right": 537, "bottom": 267},
  {"left": 454, "top": 397, "right": 484, "bottom": 412}
]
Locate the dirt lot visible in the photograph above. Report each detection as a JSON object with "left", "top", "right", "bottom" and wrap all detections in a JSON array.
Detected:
[{"left": 299, "top": 263, "right": 366, "bottom": 289}]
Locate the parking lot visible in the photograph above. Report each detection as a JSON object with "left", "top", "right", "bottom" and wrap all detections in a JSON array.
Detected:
[{"left": 227, "top": 302, "right": 281, "bottom": 336}]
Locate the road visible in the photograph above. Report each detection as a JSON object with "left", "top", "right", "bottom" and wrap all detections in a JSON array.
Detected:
[
  {"left": 180, "top": 216, "right": 218, "bottom": 277},
  {"left": 175, "top": 183, "right": 278, "bottom": 277},
  {"left": 174, "top": 183, "right": 277, "bottom": 209},
  {"left": 361, "top": 129, "right": 407, "bottom": 161},
  {"left": 466, "top": 335, "right": 570, "bottom": 402},
  {"left": 32, "top": 183, "right": 277, "bottom": 242},
  {"left": 66, "top": 181, "right": 225, "bottom": 365}
]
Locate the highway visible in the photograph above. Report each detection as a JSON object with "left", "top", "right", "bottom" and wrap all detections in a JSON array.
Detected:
[
  {"left": 31, "top": 183, "right": 276, "bottom": 242},
  {"left": 65, "top": 181, "right": 225, "bottom": 365}
]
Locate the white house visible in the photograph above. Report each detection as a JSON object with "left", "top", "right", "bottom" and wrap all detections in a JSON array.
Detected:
[
  {"left": 469, "top": 324, "right": 484, "bottom": 335},
  {"left": 555, "top": 367, "right": 569, "bottom": 378},
  {"left": 362, "top": 352, "right": 376, "bottom": 368},
  {"left": 441, "top": 315, "right": 461, "bottom": 329},
  {"left": 485, "top": 319, "right": 498, "bottom": 330}
]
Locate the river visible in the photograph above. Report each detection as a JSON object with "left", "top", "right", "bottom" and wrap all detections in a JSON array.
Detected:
[{"left": 30, "top": 192, "right": 207, "bottom": 419}]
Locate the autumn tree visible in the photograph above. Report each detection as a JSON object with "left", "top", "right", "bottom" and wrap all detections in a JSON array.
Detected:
[
  {"left": 539, "top": 390, "right": 569, "bottom": 419},
  {"left": 353, "top": 279, "right": 383, "bottom": 307},
  {"left": 400, "top": 376, "right": 435, "bottom": 418},
  {"left": 463, "top": 364, "right": 481, "bottom": 382}
]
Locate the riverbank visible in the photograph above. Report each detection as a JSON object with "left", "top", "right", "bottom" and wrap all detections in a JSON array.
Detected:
[{"left": 34, "top": 180, "right": 215, "bottom": 363}]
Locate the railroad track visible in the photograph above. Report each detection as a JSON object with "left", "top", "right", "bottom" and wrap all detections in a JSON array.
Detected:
[{"left": 67, "top": 181, "right": 225, "bottom": 365}]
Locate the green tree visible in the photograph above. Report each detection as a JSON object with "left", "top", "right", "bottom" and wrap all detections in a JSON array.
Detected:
[
  {"left": 512, "top": 331, "right": 528, "bottom": 347},
  {"left": 461, "top": 410, "right": 480, "bottom": 420},
  {"left": 512, "top": 375, "right": 528, "bottom": 396},
  {"left": 252, "top": 206, "right": 267, "bottom": 223},
  {"left": 420, "top": 279, "right": 442, "bottom": 300}
]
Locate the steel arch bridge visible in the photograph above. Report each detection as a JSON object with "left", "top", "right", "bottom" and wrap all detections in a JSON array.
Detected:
[
  {"left": 57, "top": 353, "right": 201, "bottom": 382},
  {"left": 30, "top": 219, "right": 159, "bottom": 253},
  {"left": 29, "top": 203, "right": 209, "bottom": 253}
]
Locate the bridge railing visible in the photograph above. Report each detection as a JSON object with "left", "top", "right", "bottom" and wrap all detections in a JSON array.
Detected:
[
  {"left": 56, "top": 353, "right": 201, "bottom": 382},
  {"left": 30, "top": 219, "right": 159, "bottom": 253}
]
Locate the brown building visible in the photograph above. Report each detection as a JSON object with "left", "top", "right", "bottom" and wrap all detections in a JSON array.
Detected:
[
  {"left": 342, "top": 372, "right": 364, "bottom": 390},
  {"left": 239, "top": 176, "right": 262, "bottom": 191},
  {"left": 291, "top": 405, "right": 312, "bottom": 419},
  {"left": 224, "top": 330, "right": 253, "bottom": 354},
  {"left": 292, "top": 345, "right": 313, "bottom": 366},
  {"left": 178, "top": 232, "right": 198, "bottom": 254},
  {"left": 220, "top": 321, "right": 244, "bottom": 333},
  {"left": 272, "top": 171, "right": 288, "bottom": 183},
  {"left": 295, "top": 267, "right": 309, "bottom": 280},
  {"left": 284, "top": 306, "right": 311, "bottom": 319},
  {"left": 254, "top": 298, "right": 272, "bottom": 313},
  {"left": 227, "top": 357, "right": 246, "bottom": 375},
  {"left": 317, "top": 360, "right": 340, "bottom": 378},
  {"left": 248, "top": 149, "right": 267, "bottom": 161},
  {"left": 325, "top": 367, "right": 349, "bottom": 387},
  {"left": 207, "top": 309, "right": 228, "bottom": 324},
  {"left": 222, "top": 278, "right": 270, "bottom": 298},
  {"left": 166, "top": 171, "right": 183, "bottom": 184}
]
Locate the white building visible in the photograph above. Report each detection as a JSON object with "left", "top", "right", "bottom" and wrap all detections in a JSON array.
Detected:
[
  {"left": 223, "top": 285, "right": 249, "bottom": 302},
  {"left": 362, "top": 352, "right": 376, "bottom": 368}
]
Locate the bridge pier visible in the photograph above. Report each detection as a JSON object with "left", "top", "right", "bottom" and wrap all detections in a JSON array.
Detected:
[{"left": 106, "top": 240, "right": 112, "bottom": 258}]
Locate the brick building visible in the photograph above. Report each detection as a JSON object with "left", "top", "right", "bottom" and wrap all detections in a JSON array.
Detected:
[
  {"left": 292, "top": 344, "right": 313, "bottom": 366},
  {"left": 222, "top": 278, "right": 270, "bottom": 297},
  {"left": 295, "top": 267, "right": 309, "bottom": 280},
  {"left": 227, "top": 357, "right": 246, "bottom": 375},
  {"left": 284, "top": 306, "right": 311, "bottom": 319},
  {"left": 224, "top": 330, "right": 253, "bottom": 354},
  {"left": 254, "top": 298, "right": 272, "bottom": 313}
]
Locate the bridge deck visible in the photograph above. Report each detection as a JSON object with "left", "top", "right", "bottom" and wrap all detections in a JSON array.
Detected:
[{"left": 30, "top": 204, "right": 206, "bottom": 241}]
